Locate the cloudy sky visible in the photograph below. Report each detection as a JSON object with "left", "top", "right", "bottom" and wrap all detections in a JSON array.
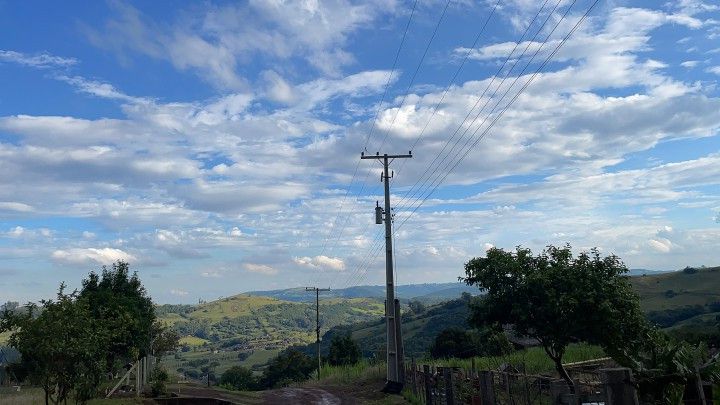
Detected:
[{"left": 0, "top": 0, "right": 718, "bottom": 303}]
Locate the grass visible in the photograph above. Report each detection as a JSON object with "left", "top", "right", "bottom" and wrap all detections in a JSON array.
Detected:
[
  {"left": 179, "top": 335, "right": 209, "bottom": 346},
  {"left": 425, "top": 343, "right": 605, "bottom": 375},
  {"left": 187, "top": 294, "right": 281, "bottom": 322},
  {"left": 162, "top": 347, "right": 281, "bottom": 377},
  {"left": 631, "top": 267, "right": 720, "bottom": 312}
]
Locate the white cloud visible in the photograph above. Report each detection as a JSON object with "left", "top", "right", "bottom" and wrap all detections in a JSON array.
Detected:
[
  {"left": 0, "top": 202, "right": 33, "bottom": 212},
  {"left": 51, "top": 247, "right": 136, "bottom": 265},
  {"left": 293, "top": 255, "right": 345, "bottom": 271},
  {"left": 170, "top": 288, "right": 189, "bottom": 296},
  {"left": 0, "top": 50, "right": 77, "bottom": 68},
  {"left": 680, "top": 60, "right": 698, "bottom": 68},
  {"left": 707, "top": 66, "right": 720, "bottom": 75},
  {"left": 84, "top": 1, "right": 397, "bottom": 88},
  {"left": 243, "top": 263, "right": 278, "bottom": 275}
]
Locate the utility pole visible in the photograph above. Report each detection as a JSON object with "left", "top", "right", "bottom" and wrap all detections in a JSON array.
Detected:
[
  {"left": 360, "top": 151, "right": 412, "bottom": 393},
  {"left": 306, "top": 286, "right": 330, "bottom": 380}
]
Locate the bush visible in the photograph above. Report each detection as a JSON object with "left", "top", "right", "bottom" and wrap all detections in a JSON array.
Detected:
[
  {"left": 430, "top": 327, "right": 512, "bottom": 359},
  {"left": 328, "top": 334, "right": 361, "bottom": 366},
  {"left": 150, "top": 366, "right": 169, "bottom": 397},
  {"left": 260, "top": 349, "right": 315, "bottom": 388},
  {"left": 220, "top": 366, "right": 256, "bottom": 391}
]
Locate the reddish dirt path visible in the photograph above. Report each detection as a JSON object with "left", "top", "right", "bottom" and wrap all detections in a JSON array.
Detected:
[{"left": 262, "top": 387, "right": 341, "bottom": 404}]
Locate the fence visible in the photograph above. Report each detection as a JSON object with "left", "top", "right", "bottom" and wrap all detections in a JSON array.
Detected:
[
  {"left": 404, "top": 359, "right": 713, "bottom": 405},
  {"left": 105, "top": 355, "right": 156, "bottom": 398}
]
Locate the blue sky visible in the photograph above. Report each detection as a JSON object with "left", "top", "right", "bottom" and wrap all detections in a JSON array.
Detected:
[{"left": 0, "top": 0, "right": 719, "bottom": 304}]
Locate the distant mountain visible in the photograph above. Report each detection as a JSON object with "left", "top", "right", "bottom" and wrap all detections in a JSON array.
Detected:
[
  {"left": 628, "top": 268, "right": 671, "bottom": 276},
  {"left": 246, "top": 282, "right": 479, "bottom": 303}
]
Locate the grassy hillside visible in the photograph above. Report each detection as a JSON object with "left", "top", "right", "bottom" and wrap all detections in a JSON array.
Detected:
[
  {"left": 156, "top": 267, "right": 719, "bottom": 381},
  {"left": 630, "top": 266, "right": 720, "bottom": 311},
  {"left": 245, "top": 282, "right": 478, "bottom": 303}
]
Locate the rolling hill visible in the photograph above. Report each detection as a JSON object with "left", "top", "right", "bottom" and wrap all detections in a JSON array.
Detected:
[
  {"left": 245, "top": 282, "right": 478, "bottom": 303},
  {"left": 157, "top": 267, "right": 719, "bottom": 378}
]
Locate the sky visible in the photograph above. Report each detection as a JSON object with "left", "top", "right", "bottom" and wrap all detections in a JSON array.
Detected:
[{"left": 0, "top": 0, "right": 718, "bottom": 304}]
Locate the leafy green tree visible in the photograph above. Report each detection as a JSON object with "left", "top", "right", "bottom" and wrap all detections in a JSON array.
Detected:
[
  {"left": 78, "top": 261, "right": 155, "bottom": 370},
  {"left": 150, "top": 321, "right": 180, "bottom": 360},
  {"left": 461, "top": 245, "right": 647, "bottom": 392},
  {"left": 4, "top": 285, "right": 109, "bottom": 405},
  {"left": 430, "top": 327, "right": 478, "bottom": 359},
  {"left": 429, "top": 327, "right": 512, "bottom": 359},
  {"left": 260, "top": 349, "right": 315, "bottom": 388},
  {"left": 328, "top": 333, "right": 361, "bottom": 366},
  {"left": 220, "top": 366, "right": 256, "bottom": 391}
]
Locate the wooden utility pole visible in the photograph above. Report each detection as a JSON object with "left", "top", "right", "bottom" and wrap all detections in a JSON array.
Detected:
[
  {"left": 306, "top": 286, "right": 330, "bottom": 380},
  {"left": 361, "top": 151, "right": 412, "bottom": 392}
]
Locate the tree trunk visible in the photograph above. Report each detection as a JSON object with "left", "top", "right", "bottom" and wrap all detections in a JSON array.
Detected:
[
  {"left": 45, "top": 388, "right": 49, "bottom": 405},
  {"left": 553, "top": 356, "right": 575, "bottom": 395}
]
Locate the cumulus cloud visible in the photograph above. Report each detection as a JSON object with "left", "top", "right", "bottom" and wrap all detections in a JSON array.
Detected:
[
  {"left": 51, "top": 247, "right": 136, "bottom": 265},
  {"left": 294, "top": 255, "right": 345, "bottom": 271},
  {"left": 83, "top": 1, "right": 397, "bottom": 88},
  {"left": 243, "top": 263, "right": 278, "bottom": 275}
]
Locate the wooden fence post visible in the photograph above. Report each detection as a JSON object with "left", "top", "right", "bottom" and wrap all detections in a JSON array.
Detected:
[
  {"left": 411, "top": 357, "right": 418, "bottom": 396},
  {"left": 601, "top": 368, "right": 639, "bottom": 405},
  {"left": 479, "top": 371, "right": 495, "bottom": 405},
  {"left": 424, "top": 364, "right": 433, "bottom": 405},
  {"left": 444, "top": 367, "right": 454, "bottom": 405}
]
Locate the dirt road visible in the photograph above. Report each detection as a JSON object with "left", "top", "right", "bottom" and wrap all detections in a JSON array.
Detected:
[{"left": 263, "top": 387, "right": 341, "bottom": 404}]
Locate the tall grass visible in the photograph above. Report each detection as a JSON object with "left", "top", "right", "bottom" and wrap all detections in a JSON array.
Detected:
[
  {"left": 415, "top": 343, "right": 604, "bottom": 375},
  {"left": 314, "top": 358, "right": 387, "bottom": 385},
  {"left": 311, "top": 343, "right": 604, "bottom": 387}
]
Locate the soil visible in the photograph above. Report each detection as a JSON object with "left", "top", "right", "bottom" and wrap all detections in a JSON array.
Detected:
[{"left": 163, "top": 379, "right": 409, "bottom": 405}]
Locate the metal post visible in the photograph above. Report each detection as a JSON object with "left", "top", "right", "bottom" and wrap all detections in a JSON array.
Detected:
[{"left": 361, "top": 151, "right": 411, "bottom": 392}]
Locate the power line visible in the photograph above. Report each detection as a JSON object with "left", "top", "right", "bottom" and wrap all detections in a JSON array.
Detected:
[
  {"left": 309, "top": 0, "right": 420, "bottom": 288},
  {"left": 345, "top": 0, "right": 599, "bottom": 282},
  {"left": 395, "top": 0, "right": 557, "bottom": 211},
  {"left": 339, "top": 0, "right": 555, "bottom": 287},
  {"left": 327, "top": 0, "right": 454, "bottom": 289},
  {"left": 395, "top": 0, "right": 598, "bottom": 233}
]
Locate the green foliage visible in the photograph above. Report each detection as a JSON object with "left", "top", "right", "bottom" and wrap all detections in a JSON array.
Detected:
[
  {"left": 461, "top": 245, "right": 647, "bottom": 391},
  {"left": 408, "top": 300, "right": 426, "bottom": 315},
  {"left": 260, "top": 349, "right": 315, "bottom": 388},
  {"left": 429, "top": 327, "right": 511, "bottom": 359},
  {"left": 328, "top": 333, "right": 361, "bottom": 366},
  {"left": 79, "top": 261, "right": 155, "bottom": 369},
  {"left": 615, "top": 329, "right": 720, "bottom": 403},
  {"left": 5, "top": 285, "right": 109, "bottom": 404},
  {"left": 220, "top": 365, "right": 256, "bottom": 391},
  {"left": 150, "top": 321, "right": 180, "bottom": 360},
  {"left": 150, "top": 366, "right": 170, "bottom": 397}
]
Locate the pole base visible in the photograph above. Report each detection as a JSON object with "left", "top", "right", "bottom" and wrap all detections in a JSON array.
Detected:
[{"left": 381, "top": 380, "right": 404, "bottom": 394}]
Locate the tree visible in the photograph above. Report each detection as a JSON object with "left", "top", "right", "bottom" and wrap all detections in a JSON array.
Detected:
[
  {"left": 430, "top": 327, "right": 478, "bottom": 359},
  {"left": 4, "top": 285, "right": 109, "bottom": 404},
  {"left": 220, "top": 366, "right": 256, "bottom": 391},
  {"left": 430, "top": 327, "right": 512, "bottom": 359},
  {"left": 78, "top": 261, "right": 155, "bottom": 370},
  {"left": 461, "top": 245, "right": 647, "bottom": 392},
  {"left": 327, "top": 333, "right": 361, "bottom": 366},
  {"left": 260, "top": 349, "right": 315, "bottom": 388},
  {"left": 150, "top": 321, "right": 180, "bottom": 360}
]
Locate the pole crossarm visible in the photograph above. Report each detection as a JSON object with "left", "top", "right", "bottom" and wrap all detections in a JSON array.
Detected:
[{"left": 361, "top": 152, "right": 413, "bottom": 160}]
